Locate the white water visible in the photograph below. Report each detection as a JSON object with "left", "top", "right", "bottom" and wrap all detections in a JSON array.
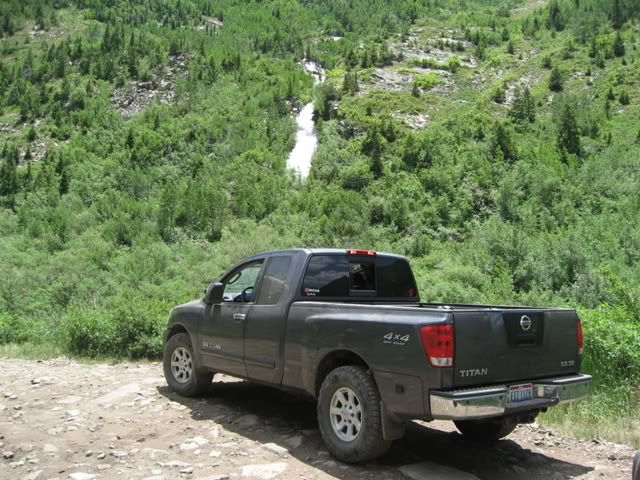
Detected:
[{"left": 287, "top": 61, "right": 325, "bottom": 178}]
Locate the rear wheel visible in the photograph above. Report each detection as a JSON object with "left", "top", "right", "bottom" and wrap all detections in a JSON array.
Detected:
[
  {"left": 163, "top": 333, "right": 213, "bottom": 397},
  {"left": 317, "top": 365, "right": 391, "bottom": 463},
  {"left": 454, "top": 416, "right": 517, "bottom": 442}
]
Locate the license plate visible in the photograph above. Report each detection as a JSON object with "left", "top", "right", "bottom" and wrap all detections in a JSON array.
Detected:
[{"left": 509, "top": 383, "right": 533, "bottom": 403}]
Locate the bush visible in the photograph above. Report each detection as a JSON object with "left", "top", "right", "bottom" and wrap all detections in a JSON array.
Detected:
[
  {"left": 579, "top": 274, "right": 640, "bottom": 386},
  {"left": 414, "top": 72, "right": 439, "bottom": 89}
]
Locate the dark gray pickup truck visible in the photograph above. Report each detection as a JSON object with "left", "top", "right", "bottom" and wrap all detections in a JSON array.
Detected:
[{"left": 163, "top": 248, "right": 591, "bottom": 463}]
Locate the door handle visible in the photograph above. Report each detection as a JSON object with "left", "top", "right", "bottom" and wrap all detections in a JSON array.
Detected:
[{"left": 233, "top": 313, "right": 246, "bottom": 322}]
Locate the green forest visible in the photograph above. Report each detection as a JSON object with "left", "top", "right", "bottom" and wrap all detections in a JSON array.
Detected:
[{"left": 0, "top": 0, "right": 638, "bottom": 445}]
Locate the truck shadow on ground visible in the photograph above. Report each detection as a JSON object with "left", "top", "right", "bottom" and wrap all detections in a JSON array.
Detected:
[{"left": 158, "top": 378, "right": 592, "bottom": 480}]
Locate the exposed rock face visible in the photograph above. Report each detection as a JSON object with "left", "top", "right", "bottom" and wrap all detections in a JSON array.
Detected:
[{"left": 111, "top": 53, "right": 192, "bottom": 116}]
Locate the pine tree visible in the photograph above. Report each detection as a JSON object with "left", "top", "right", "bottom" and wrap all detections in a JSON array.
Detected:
[
  {"left": 613, "top": 31, "right": 625, "bottom": 57},
  {"left": 491, "top": 122, "right": 516, "bottom": 162},
  {"left": 509, "top": 86, "right": 535, "bottom": 123},
  {"left": 411, "top": 81, "right": 420, "bottom": 98},
  {"left": 619, "top": 91, "right": 630, "bottom": 105},
  {"left": 125, "top": 129, "right": 135, "bottom": 149},
  {"left": 27, "top": 126, "right": 37, "bottom": 142},
  {"left": 56, "top": 155, "right": 70, "bottom": 195},
  {"left": 557, "top": 103, "right": 581, "bottom": 158},
  {"left": 0, "top": 155, "right": 18, "bottom": 209},
  {"left": 611, "top": 0, "right": 624, "bottom": 30},
  {"left": 589, "top": 36, "right": 597, "bottom": 58},
  {"left": 549, "top": 66, "right": 563, "bottom": 91},
  {"left": 547, "top": 0, "right": 564, "bottom": 31}
]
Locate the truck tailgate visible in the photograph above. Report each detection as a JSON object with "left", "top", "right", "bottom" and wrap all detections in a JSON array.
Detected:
[{"left": 452, "top": 308, "right": 580, "bottom": 388}]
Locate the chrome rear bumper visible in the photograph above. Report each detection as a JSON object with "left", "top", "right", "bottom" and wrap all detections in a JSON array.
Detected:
[{"left": 429, "top": 374, "right": 592, "bottom": 420}]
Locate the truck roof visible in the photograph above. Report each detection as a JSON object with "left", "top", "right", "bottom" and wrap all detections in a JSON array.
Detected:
[{"left": 244, "top": 248, "right": 407, "bottom": 261}]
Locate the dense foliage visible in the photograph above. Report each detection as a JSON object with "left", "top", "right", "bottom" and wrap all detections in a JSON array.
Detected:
[{"left": 0, "top": 0, "right": 638, "bottom": 432}]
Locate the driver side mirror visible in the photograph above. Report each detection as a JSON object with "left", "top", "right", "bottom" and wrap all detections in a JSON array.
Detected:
[{"left": 204, "top": 282, "right": 224, "bottom": 305}]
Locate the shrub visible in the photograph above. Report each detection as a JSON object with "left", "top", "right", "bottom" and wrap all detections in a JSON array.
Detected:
[{"left": 414, "top": 72, "right": 439, "bottom": 89}]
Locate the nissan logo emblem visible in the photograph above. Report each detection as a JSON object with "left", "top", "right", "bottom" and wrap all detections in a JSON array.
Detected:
[{"left": 520, "top": 315, "right": 532, "bottom": 331}]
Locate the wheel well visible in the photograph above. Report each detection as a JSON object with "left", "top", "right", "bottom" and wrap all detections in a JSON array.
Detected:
[
  {"left": 314, "top": 350, "right": 370, "bottom": 396},
  {"left": 166, "top": 324, "right": 189, "bottom": 341}
]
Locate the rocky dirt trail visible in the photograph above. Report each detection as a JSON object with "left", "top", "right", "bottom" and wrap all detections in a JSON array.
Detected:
[{"left": 0, "top": 359, "right": 635, "bottom": 480}]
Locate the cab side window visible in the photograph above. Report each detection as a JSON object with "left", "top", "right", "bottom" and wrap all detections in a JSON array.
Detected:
[
  {"left": 257, "top": 256, "right": 292, "bottom": 305},
  {"left": 223, "top": 261, "right": 264, "bottom": 303}
]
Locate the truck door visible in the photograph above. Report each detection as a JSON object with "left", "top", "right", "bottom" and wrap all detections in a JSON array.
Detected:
[
  {"left": 243, "top": 255, "right": 293, "bottom": 383},
  {"left": 200, "top": 259, "right": 264, "bottom": 377}
]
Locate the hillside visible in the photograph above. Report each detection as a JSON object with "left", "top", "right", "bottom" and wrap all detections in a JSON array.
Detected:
[{"left": 0, "top": 0, "right": 639, "bottom": 445}]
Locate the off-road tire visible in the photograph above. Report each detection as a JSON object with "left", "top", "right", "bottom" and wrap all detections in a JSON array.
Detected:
[
  {"left": 454, "top": 416, "right": 518, "bottom": 442},
  {"left": 163, "top": 332, "right": 213, "bottom": 397},
  {"left": 317, "top": 365, "right": 391, "bottom": 463}
]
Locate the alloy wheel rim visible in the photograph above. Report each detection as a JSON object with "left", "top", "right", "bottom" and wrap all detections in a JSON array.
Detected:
[
  {"left": 170, "top": 347, "right": 193, "bottom": 384},
  {"left": 329, "top": 386, "right": 363, "bottom": 442}
]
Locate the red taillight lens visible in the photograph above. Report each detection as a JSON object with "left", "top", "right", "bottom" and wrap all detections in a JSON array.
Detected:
[
  {"left": 346, "top": 249, "right": 377, "bottom": 256},
  {"left": 577, "top": 319, "right": 584, "bottom": 355},
  {"left": 420, "top": 324, "right": 455, "bottom": 367}
]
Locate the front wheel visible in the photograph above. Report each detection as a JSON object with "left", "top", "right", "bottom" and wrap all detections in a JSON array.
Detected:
[
  {"left": 454, "top": 416, "right": 517, "bottom": 442},
  {"left": 317, "top": 365, "right": 391, "bottom": 463},
  {"left": 163, "top": 332, "right": 213, "bottom": 397}
]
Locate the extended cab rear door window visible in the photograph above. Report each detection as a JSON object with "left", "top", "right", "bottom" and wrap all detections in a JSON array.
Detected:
[
  {"left": 301, "top": 255, "right": 349, "bottom": 297},
  {"left": 257, "top": 256, "right": 292, "bottom": 305}
]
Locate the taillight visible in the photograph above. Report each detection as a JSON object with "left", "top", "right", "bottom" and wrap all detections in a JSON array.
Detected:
[
  {"left": 346, "top": 249, "right": 377, "bottom": 256},
  {"left": 420, "top": 324, "right": 455, "bottom": 367},
  {"left": 577, "top": 319, "right": 583, "bottom": 355}
]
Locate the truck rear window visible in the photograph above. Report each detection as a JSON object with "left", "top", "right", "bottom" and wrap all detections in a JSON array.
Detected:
[{"left": 301, "top": 255, "right": 417, "bottom": 299}]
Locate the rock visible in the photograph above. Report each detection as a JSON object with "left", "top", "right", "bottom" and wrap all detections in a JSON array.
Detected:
[
  {"left": 3, "top": 450, "right": 14, "bottom": 459},
  {"left": 85, "top": 450, "right": 93, "bottom": 457},
  {"left": 69, "top": 474, "right": 96, "bottom": 480},
  {"left": 261, "top": 443, "right": 289, "bottom": 457},
  {"left": 96, "top": 453, "right": 106, "bottom": 459},
  {"left": 239, "top": 463, "right": 288, "bottom": 479},
  {"left": 209, "top": 450, "right": 222, "bottom": 458},
  {"left": 180, "top": 466, "right": 194, "bottom": 474},
  {"left": 65, "top": 410, "right": 81, "bottom": 418},
  {"left": 284, "top": 436, "right": 303, "bottom": 450},
  {"left": 235, "top": 414, "right": 260, "bottom": 428},
  {"left": 180, "top": 442, "right": 199, "bottom": 452},
  {"left": 198, "top": 476, "right": 229, "bottom": 480},
  {"left": 43, "top": 444, "right": 58, "bottom": 454},
  {"left": 97, "top": 464, "right": 111, "bottom": 470},
  {"left": 57, "top": 396, "right": 81, "bottom": 405},
  {"left": 92, "top": 383, "right": 140, "bottom": 405},
  {"left": 30, "top": 379, "right": 41, "bottom": 385},
  {"left": 19, "top": 444, "right": 34, "bottom": 453},
  {"left": 160, "top": 460, "right": 191, "bottom": 468},
  {"left": 111, "top": 450, "right": 128, "bottom": 458},
  {"left": 399, "top": 462, "right": 481, "bottom": 480},
  {"left": 22, "top": 470, "right": 43, "bottom": 480}
]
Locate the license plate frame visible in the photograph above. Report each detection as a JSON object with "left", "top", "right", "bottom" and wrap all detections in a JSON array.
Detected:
[{"left": 509, "top": 383, "right": 533, "bottom": 404}]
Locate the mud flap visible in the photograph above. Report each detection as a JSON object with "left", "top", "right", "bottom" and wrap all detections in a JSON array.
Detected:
[{"left": 380, "top": 401, "right": 406, "bottom": 441}]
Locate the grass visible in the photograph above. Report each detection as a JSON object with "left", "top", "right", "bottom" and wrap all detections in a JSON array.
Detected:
[
  {"left": 540, "top": 386, "right": 640, "bottom": 448},
  {"left": 0, "top": 342, "right": 66, "bottom": 360},
  {"left": 0, "top": 342, "right": 160, "bottom": 365}
]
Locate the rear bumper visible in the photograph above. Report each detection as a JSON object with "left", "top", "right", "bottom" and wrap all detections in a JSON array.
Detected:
[{"left": 429, "top": 374, "right": 592, "bottom": 420}]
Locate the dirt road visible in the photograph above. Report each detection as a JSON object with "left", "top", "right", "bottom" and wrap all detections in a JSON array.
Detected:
[{"left": 0, "top": 359, "right": 635, "bottom": 480}]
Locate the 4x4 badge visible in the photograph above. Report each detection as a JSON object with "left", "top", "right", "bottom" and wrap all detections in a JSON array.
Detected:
[{"left": 520, "top": 315, "right": 532, "bottom": 331}]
